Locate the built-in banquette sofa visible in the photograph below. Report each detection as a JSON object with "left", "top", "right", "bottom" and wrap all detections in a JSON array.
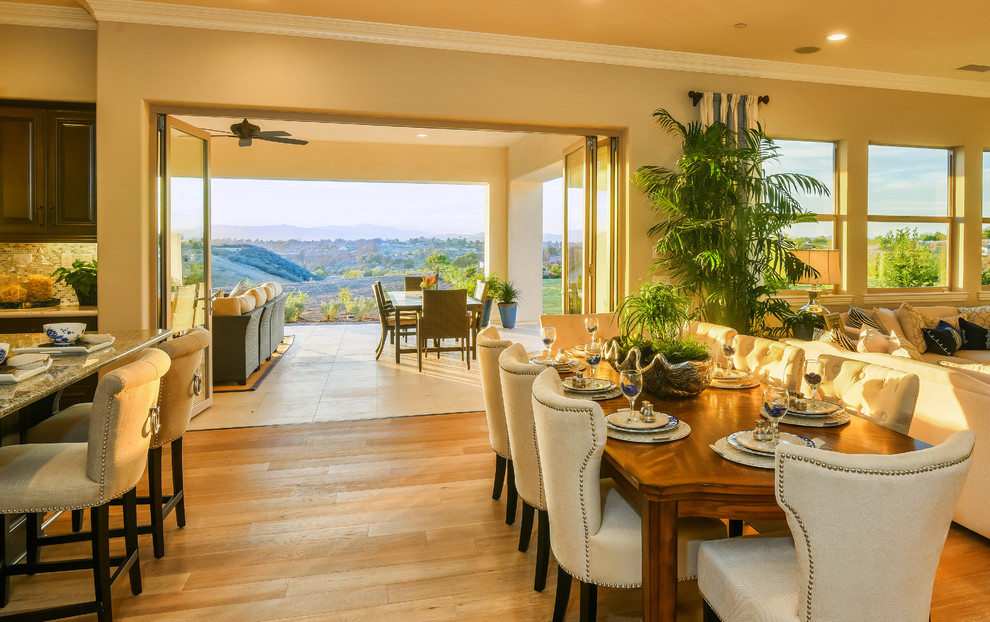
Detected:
[
  {"left": 211, "top": 281, "right": 287, "bottom": 384},
  {"left": 785, "top": 302, "right": 990, "bottom": 539}
]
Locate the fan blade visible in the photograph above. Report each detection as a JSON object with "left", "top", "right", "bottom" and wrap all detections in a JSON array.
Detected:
[
  {"left": 256, "top": 130, "right": 291, "bottom": 138},
  {"left": 238, "top": 138, "right": 253, "bottom": 147},
  {"left": 259, "top": 136, "right": 308, "bottom": 146}
]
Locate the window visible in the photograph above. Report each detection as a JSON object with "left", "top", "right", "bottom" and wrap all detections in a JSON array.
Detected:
[
  {"left": 773, "top": 139, "right": 837, "bottom": 289},
  {"left": 867, "top": 145, "right": 951, "bottom": 290},
  {"left": 983, "top": 152, "right": 990, "bottom": 287}
]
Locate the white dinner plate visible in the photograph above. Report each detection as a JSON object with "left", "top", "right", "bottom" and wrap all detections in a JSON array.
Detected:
[
  {"left": 606, "top": 411, "right": 677, "bottom": 432},
  {"left": 726, "top": 430, "right": 813, "bottom": 456}
]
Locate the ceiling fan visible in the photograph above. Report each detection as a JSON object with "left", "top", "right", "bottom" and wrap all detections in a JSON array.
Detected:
[{"left": 209, "top": 118, "right": 309, "bottom": 147}]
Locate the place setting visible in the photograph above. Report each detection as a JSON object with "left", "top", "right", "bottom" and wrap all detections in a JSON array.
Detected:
[
  {"left": 759, "top": 360, "right": 850, "bottom": 427},
  {"left": 604, "top": 370, "right": 691, "bottom": 443},
  {"left": 562, "top": 340, "right": 619, "bottom": 400},
  {"left": 709, "top": 340, "right": 759, "bottom": 389},
  {"left": 711, "top": 386, "right": 825, "bottom": 468},
  {"left": 12, "top": 323, "right": 116, "bottom": 356},
  {"left": 0, "top": 343, "right": 52, "bottom": 384},
  {"left": 529, "top": 326, "right": 586, "bottom": 372},
  {"left": 565, "top": 317, "right": 601, "bottom": 358}
]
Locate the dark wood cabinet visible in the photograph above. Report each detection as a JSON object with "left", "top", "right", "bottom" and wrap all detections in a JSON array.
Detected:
[{"left": 0, "top": 104, "right": 96, "bottom": 241}]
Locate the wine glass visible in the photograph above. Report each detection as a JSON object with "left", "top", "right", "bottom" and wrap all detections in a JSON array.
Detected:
[
  {"left": 541, "top": 327, "right": 556, "bottom": 363},
  {"left": 803, "top": 359, "right": 824, "bottom": 400},
  {"left": 721, "top": 337, "right": 736, "bottom": 376},
  {"left": 619, "top": 370, "right": 643, "bottom": 423},
  {"left": 763, "top": 386, "right": 790, "bottom": 447},
  {"left": 585, "top": 317, "right": 599, "bottom": 342},
  {"left": 585, "top": 341, "right": 603, "bottom": 389}
]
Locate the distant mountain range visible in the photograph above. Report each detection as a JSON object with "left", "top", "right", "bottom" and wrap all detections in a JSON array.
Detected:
[{"left": 207, "top": 223, "right": 484, "bottom": 242}]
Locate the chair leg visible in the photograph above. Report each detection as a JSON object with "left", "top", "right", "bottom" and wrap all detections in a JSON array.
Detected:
[
  {"left": 703, "top": 599, "right": 720, "bottom": 622},
  {"left": 122, "top": 489, "right": 142, "bottom": 595},
  {"left": 72, "top": 509, "right": 84, "bottom": 533},
  {"left": 90, "top": 504, "right": 112, "bottom": 622},
  {"left": 25, "top": 512, "right": 39, "bottom": 569},
  {"left": 375, "top": 327, "right": 387, "bottom": 360},
  {"left": 148, "top": 446, "right": 166, "bottom": 558},
  {"left": 172, "top": 437, "right": 187, "bottom": 528},
  {"left": 417, "top": 336, "right": 423, "bottom": 372},
  {"left": 534, "top": 509, "right": 550, "bottom": 592},
  {"left": 518, "top": 502, "right": 534, "bottom": 552},
  {"left": 579, "top": 581, "right": 597, "bottom": 622},
  {"left": 552, "top": 566, "right": 572, "bottom": 622},
  {"left": 505, "top": 460, "right": 518, "bottom": 525},
  {"left": 492, "top": 455, "right": 506, "bottom": 500},
  {"left": 1, "top": 515, "right": 9, "bottom": 607},
  {"left": 729, "top": 519, "right": 743, "bottom": 537}
]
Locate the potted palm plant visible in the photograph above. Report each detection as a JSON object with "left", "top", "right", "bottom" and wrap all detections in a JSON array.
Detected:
[
  {"left": 495, "top": 279, "right": 520, "bottom": 329},
  {"left": 51, "top": 259, "right": 98, "bottom": 306},
  {"left": 634, "top": 109, "right": 829, "bottom": 336}
]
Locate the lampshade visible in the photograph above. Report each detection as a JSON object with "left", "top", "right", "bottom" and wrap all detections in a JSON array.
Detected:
[{"left": 793, "top": 249, "right": 841, "bottom": 286}]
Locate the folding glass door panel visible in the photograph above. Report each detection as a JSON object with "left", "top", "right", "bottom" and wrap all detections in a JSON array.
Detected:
[
  {"left": 158, "top": 115, "right": 212, "bottom": 413},
  {"left": 563, "top": 143, "right": 586, "bottom": 314}
]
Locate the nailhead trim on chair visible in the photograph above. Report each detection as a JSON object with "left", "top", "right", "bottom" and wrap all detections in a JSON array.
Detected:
[
  {"left": 97, "top": 398, "right": 113, "bottom": 501},
  {"left": 480, "top": 340, "right": 512, "bottom": 460},
  {"left": 6, "top": 484, "right": 140, "bottom": 514},
  {"left": 500, "top": 357, "right": 547, "bottom": 510},
  {"left": 777, "top": 448, "right": 974, "bottom": 621}
]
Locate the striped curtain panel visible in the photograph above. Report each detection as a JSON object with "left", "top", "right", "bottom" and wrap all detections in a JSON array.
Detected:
[{"left": 699, "top": 92, "right": 761, "bottom": 146}]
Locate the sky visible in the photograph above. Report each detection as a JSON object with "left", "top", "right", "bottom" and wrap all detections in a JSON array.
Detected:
[{"left": 170, "top": 178, "right": 487, "bottom": 233}]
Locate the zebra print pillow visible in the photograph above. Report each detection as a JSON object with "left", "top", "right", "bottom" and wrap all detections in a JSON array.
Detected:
[{"left": 846, "top": 306, "right": 885, "bottom": 332}]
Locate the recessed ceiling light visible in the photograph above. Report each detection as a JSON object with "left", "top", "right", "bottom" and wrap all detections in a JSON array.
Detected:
[
  {"left": 417, "top": 134, "right": 427, "bottom": 137},
  {"left": 826, "top": 33, "right": 847, "bottom": 41}
]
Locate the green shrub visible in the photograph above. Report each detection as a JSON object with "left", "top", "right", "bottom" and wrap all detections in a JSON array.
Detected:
[
  {"left": 352, "top": 297, "right": 376, "bottom": 321},
  {"left": 284, "top": 290, "right": 308, "bottom": 323},
  {"left": 320, "top": 300, "right": 345, "bottom": 322}
]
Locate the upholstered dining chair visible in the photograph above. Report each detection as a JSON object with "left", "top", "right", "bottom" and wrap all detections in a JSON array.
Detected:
[
  {"left": 372, "top": 280, "right": 416, "bottom": 361},
  {"left": 0, "top": 348, "right": 170, "bottom": 621},
  {"left": 26, "top": 328, "right": 212, "bottom": 559},
  {"left": 498, "top": 343, "right": 552, "bottom": 591},
  {"left": 538, "top": 313, "right": 620, "bottom": 351},
  {"left": 476, "top": 326, "right": 517, "bottom": 525},
  {"left": 699, "top": 430, "right": 975, "bottom": 622},
  {"left": 811, "top": 354, "right": 921, "bottom": 435},
  {"left": 531, "top": 368, "right": 726, "bottom": 622},
  {"left": 686, "top": 321, "right": 738, "bottom": 369},
  {"left": 404, "top": 276, "right": 422, "bottom": 291},
  {"left": 416, "top": 288, "right": 471, "bottom": 372},
  {"left": 731, "top": 334, "right": 805, "bottom": 392}
]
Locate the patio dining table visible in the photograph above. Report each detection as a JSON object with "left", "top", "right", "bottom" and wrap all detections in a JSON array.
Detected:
[
  {"left": 386, "top": 290, "right": 484, "bottom": 364},
  {"left": 572, "top": 362, "right": 928, "bottom": 622}
]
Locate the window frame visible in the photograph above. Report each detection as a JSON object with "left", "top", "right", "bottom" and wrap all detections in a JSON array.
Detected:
[
  {"left": 982, "top": 150, "right": 990, "bottom": 290},
  {"left": 866, "top": 143, "right": 953, "bottom": 293}
]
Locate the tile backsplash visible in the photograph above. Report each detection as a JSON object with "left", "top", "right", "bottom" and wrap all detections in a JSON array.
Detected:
[{"left": 0, "top": 242, "right": 98, "bottom": 304}]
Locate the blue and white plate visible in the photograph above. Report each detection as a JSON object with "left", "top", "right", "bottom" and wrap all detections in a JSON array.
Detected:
[
  {"left": 606, "top": 412, "right": 679, "bottom": 433},
  {"left": 727, "top": 430, "right": 813, "bottom": 456}
]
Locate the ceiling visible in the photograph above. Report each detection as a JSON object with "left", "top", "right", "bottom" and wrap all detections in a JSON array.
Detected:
[
  {"left": 24, "top": 0, "right": 979, "bottom": 83},
  {"left": 176, "top": 115, "right": 534, "bottom": 147}
]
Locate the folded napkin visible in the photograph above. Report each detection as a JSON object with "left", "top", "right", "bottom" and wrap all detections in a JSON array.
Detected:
[
  {"left": 3, "top": 353, "right": 50, "bottom": 370},
  {"left": 79, "top": 334, "right": 114, "bottom": 345}
]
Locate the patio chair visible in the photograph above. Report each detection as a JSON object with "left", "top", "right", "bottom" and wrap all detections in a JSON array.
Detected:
[
  {"left": 416, "top": 288, "right": 470, "bottom": 372},
  {"left": 372, "top": 280, "right": 416, "bottom": 361},
  {"left": 469, "top": 279, "right": 488, "bottom": 359},
  {"left": 404, "top": 276, "right": 422, "bottom": 291}
]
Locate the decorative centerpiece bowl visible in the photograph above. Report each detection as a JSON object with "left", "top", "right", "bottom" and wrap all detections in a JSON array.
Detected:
[
  {"left": 604, "top": 340, "right": 714, "bottom": 398},
  {"left": 43, "top": 322, "right": 87, "bottom": 344}
]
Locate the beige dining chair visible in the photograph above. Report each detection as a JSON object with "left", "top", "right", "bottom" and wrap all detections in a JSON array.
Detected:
[
  {"left": 0, "top": 349, "right": 170, "bottom": 620},
  {"left": 731, "top": 334, "right": 805, "bottom": 392},
  {"left": 538, "top": 313, "right": 620, "bottom": 350},
  {"left": 26, "top": 328, "right": 212, "bottom": 558},
  {"left": 531, "top": 368, "right": 726, "bottom": 621},
  {"left": 700, "top": 430, "right": 975, "bottom": 622},
  {"left": 686, "top": 321, "right": 738, "bottom": 368},
  {"left": 372, "top": 280, "right": 416, "bottom": 361},
  {"left": 416, "top": 288, "right": 471, "bottom": 372},
  {"left": 498, "top": 343, "right": 551, "bottom": 591},
  {"left": 476, "top": 326, "right": 517, "bottom": 525}
]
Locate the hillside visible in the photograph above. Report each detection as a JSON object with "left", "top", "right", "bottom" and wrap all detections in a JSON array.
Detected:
[
  {"left": 209, "top": 223, "right": 484, "bottom": 242},
  {"left": 212, "top": 244, "right": 315, "bottom": 287}
]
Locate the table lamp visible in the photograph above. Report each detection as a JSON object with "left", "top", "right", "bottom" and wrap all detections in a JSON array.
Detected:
[{"left": 792, "top": 249, "right": 841, "bottom": 315}]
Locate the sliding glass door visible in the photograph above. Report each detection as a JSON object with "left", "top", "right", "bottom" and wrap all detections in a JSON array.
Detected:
[
  {"left": 158, "top": 115, "right": 212, "bottom": 413},
  {"left": 561, "top": 136, "right": 617, "bottom": 314}
]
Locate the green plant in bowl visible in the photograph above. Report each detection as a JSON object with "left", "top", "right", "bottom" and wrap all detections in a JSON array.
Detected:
[{"left": 51, "top": 260, "right": 98, "bottom": 305}]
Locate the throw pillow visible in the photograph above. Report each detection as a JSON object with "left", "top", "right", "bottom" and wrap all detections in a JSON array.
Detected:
[
  {"left": 887, "top": 331, "right": 923, "bottom": 360},
  {"left": 959, "top": 305, "right": 990, "bottom": 327},
  {"left": 895, "top": 303, "right": 929, "bottom": 354},
  {"left": 922, "top": 325, "right": 960, "bottom": 356},
  {"left": 847, "top": 306, "right": 885, "bottom": 332},
  {"left": 856, "top": 326, "right": 891, "bottom": 354},
  {"left": 212, "top": 297, "right": 242, "bottom": 316},
  {"left": 229, "top": 281, "right": 250, "bottom": 297},
  {"left": 935, "top": 320, "right": 963, "bottom": 351},
  {"left": 819, "top": 328, "right": 856, "bottom": 352},
  {"left": 958, "top": 317, "right": 990, "bottom": 351}
]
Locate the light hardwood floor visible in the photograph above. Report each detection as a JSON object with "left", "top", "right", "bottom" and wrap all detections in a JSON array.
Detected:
[{"left": 5, "top": 412, "right": 989, "bottom": 621}]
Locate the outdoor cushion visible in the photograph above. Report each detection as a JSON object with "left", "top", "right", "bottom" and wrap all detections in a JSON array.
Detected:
[
  {"left": 247, "top": 287, "right": 267, "bottom": 308},
  {"left": 213, "top": 296, "right": 242, "bottom": 316},
  {"left": 229, "top": 280, "right": 250, "bottom": 297}
]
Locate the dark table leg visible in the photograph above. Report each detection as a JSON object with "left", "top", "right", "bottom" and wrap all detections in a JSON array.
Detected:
[{"left": 642, "top": 498, "right": 678, "bottom": 622}]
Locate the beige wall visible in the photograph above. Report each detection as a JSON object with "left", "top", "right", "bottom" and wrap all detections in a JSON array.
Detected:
[
  {"left": 0, "top": 25, "right": 96, "bottom": 102},
  {"left": 4, "top": 22, "right": 990, "bottom": 329}
]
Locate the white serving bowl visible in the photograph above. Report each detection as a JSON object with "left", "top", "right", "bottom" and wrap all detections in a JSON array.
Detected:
[{"left": 43, "top": 323, "right": 87, "bottom": 344}]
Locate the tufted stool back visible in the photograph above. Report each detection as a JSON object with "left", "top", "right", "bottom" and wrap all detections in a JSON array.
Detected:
[
  {"left": 154, "top": 327, "right": 211, "bottom": 448},
  {"left": 732, "top": 334, "right": 805, "bottom": 391},
  {"left": 498, "top": 343, "right": 547, "bottom": 510},
  {"left": 686, "top": 321, "right": 738, "bottom": 368},
  {"left": 477, "top": 326, "right": 512, "bottom": 459},
  {"left": 813, "top": 354, "right": 920, "bottom": 434}
]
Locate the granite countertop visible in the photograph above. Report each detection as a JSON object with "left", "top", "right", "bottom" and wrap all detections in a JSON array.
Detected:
[
  {"left": 0, "top": 328, "right": 171, "bottom": 419},
  {"left": 0, "top": 304, "right": 98, "bottom": 318}
]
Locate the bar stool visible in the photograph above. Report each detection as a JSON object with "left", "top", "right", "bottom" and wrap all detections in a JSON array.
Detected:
[
  {"left": 0, "top": 348, "right": 170, "bottom": 621},
  {"left": 26, "top": 328, "right": 211, "bottom": 558}
]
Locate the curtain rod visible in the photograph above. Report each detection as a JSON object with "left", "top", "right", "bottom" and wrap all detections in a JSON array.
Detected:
[{"left": 688, "top": 91, "right": 769, "bottom": 106}]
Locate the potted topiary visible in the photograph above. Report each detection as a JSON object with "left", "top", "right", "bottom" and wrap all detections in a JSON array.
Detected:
[
  {"left": 495, "top": 279, "right": 520, "bottom": 329},
  {"left": 51, "top": 259, "right": 98, "bottom": 306},
  {"left": 604, "top": 282, "right": 712, "bottom": 398}
]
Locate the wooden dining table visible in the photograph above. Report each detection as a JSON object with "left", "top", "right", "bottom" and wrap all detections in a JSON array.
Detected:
[
  {"left": 386, "top": 290, "right": 483, "bottom": 364},
  {"left": 574, "top": 362, "right": 928, "bottom": 622}
]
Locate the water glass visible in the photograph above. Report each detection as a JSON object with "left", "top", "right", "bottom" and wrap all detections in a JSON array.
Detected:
[
  {"left": 619, "top": 370, "right": 643, "bottom": 423},
  {"left": 541, "top": 326, "right": 556, "bottom": 362},
  {"left": 585, "top": 317, "right": 599, "bottom": 341},
  {"left": 721, "top": 338, "right": 736, "bottom": 374},
  {"left": 585, "top": 341, "right": 603, "bottom": 389},
  {"left": 804, "top": 359, "right": 824, "bottom": 400},
  {"left": 763, "top": 386, "right": 790, "bottom": 447}
]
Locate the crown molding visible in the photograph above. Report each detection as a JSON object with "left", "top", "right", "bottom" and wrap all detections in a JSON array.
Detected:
[
  {"left": 19, "top": 0, "right": 990, "bottom": 99},
  {"left": 0, "top": 2, "right": 96, "bottom": 30}
]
